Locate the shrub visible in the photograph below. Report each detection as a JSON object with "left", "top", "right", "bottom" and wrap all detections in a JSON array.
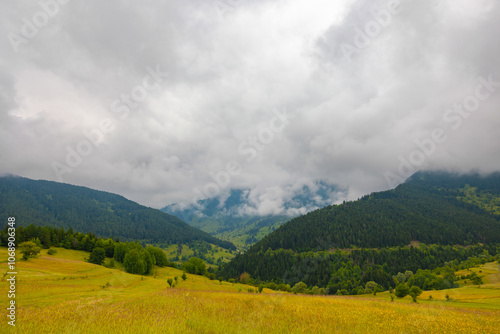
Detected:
[
  {"left": 395, "top": 283, "right": 409, "bottom": 298},
  {"left": 20, "top": 241, "right": 41, "bottom": 260},
  {"left": 239, "top": 272, "right": 251, "bottom": 284},
  {"left": 291, "top": 282, "right": 308, "bottom": 294}
]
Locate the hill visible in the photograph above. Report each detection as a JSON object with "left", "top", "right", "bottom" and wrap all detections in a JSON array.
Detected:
[
  {"left": 250, "top": 171, "right": 500, "bottom": 253},
  {"left": 0, "top": 175, "right": 235, "bottom": 249},
  {"left": 162, "top": 183, "right": 342, "bottom": 249}
]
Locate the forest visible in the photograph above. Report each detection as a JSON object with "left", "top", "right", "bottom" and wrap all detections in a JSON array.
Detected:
[
  {"left": 0, "top": 176, "right": 235, "bottom": 249},
  {"left": 218, "top": 243, "right": 500, "bottom": 295}
]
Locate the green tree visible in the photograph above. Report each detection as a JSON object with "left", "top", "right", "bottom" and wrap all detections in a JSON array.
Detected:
[
  {"left": 395, "top": 283, "right": 409, "bottom": 298},
  {"left": 181, "top": 272, "right": 187, "bottom": 281},
  {"left": 114, "top": 242, "right": 128, "bottom": 262},
  {"left": 181, "top": 257, "right": 207, "bottom": 275},
  {"left": 146, "top": 246, "right": 168, "bottom": 267},
  {"left": 88, "top": 247, "right": 106, "bottom": 265},
  {"left": 365, "top": 281, "right": 378, "bottom": 293},
  {"left": 167, "top": 278, "right": 173, "bottom": 287},
  {"left": 123, "top": 249, "right": 145, "bottom": 275},
  {"left": 291, "top": 282, "right": 308, "bottom": 294},
  {"left": 142, "top": 249, "right": 154, "bottom": 275},
  {"left": 19, "top": 241, "right": 41, "bottom": 260},
  {"left": 409, "top": 286, "right": 423, "bottom": 302}
]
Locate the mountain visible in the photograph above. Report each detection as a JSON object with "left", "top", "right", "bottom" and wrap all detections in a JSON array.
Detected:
[
  {"left": 0, "top": 175, "right": 235, "bottom": 249},
  {"left": 249, "top": 171, "right": 500, "bottom": 253},
  {"left": 217, "top": 171, "right": 500, "bottom": 291},
  {"left": 162, "top": 183, "right": 343, "bottom": 249}
]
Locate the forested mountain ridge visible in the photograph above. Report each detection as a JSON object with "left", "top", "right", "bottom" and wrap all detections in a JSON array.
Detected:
[
  {"left": 0, "top": 175, "right": 235, "bottom": 249},
  {"left": 248, "top": 171, "right": 500, "bottom": 253}
]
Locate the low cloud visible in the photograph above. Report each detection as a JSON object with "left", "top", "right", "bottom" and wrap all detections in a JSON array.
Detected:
[{"left": 0, "top": 0, "right": 499, "bottom": 210}]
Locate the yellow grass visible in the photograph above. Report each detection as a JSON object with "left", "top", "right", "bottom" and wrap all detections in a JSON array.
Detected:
[{"left": 1, "top": 248, "right": 499, "bottom": 333}]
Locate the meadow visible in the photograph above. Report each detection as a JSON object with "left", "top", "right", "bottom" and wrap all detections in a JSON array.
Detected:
[
  {"left": 1, "top": 247, "right": 499, "bottom": 333},
  {"left": 162, "top": 243, "right": 235, "bottom": 267}
]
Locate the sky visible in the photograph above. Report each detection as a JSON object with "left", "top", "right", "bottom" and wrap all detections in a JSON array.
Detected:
[{"left": 0, "top": 0, "right": 499, "bottom": 213}]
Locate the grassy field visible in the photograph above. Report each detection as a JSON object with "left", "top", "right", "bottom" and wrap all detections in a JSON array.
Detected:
[
  {"left": 163, "top": 243, "right": 235, "bottom": 267},
  {"left": 1, "top": 247, "right": 499, "bottom": 333}
]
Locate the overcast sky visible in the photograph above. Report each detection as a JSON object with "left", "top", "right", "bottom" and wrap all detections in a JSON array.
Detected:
[{"left": 1, "top": 0, "right": 499, "bottom": 212}]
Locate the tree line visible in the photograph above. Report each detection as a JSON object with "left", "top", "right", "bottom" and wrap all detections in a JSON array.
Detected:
[
  {"left": 0, "top": 224, "right": 177, "bottom": 275},
  {"left": 218, "top": 243, "right": 500, "bottom": 295}
]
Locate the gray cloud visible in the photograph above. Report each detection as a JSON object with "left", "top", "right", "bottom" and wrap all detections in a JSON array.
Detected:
[{"left": 0, "top": 0, "right": 499, "bottom": 211}]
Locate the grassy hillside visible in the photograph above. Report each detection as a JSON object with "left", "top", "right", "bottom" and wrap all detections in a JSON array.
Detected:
[
  {"left": 1, "top": 247, "right": 499, "bottom": 333},
  {"left": 0, "top": 176, "right": 235, "bottom": 250}
]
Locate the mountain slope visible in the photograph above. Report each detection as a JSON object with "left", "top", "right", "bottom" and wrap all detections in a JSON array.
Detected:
[
  {"left": 247, "top": 171, "right": 500, "bottom": 253},
  {"left": 0, "top": 176, "right": 235, "bottom": 249}
]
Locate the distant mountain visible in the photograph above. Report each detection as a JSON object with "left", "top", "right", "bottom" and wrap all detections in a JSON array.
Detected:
[
  {"left": 162, "top": 183, "right": 343, "bottom": 249},
  {"left": 0, "top": 176, "right": 235, "bottom": 249}
]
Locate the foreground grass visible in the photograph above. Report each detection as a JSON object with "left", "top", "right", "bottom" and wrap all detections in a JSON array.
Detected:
[{"left": 1, "top": 248, "right": 499, "bottom": 333}]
